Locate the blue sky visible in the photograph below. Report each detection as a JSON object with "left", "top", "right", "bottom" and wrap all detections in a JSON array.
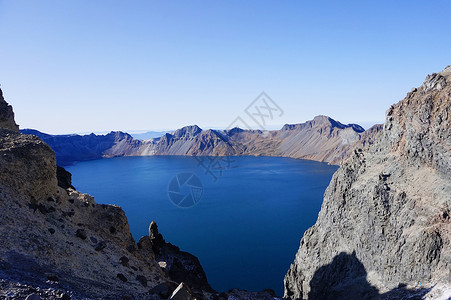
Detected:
[{"left": 1, "top": 1, "right": 450, "bottom": 134}]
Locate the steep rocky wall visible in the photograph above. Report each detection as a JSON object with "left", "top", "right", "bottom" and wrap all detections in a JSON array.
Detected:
[
  {"left": 284, "top": 66, "right": 451, "bottom": 299},
  {"left": 385, "top": 67, "right": 451, "bottom": 176}
]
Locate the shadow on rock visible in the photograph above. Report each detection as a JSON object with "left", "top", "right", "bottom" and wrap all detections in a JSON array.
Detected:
[
  {"left": 308, "top": 252, "right": 431, "bottom": 300},
  {"left": 378, "top": 283, "right": 432, "bottom": 300}
]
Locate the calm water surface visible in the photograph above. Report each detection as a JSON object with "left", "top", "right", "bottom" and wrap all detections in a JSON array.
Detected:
[{"left": 67, "top": 156, "right": 338, "bottom": 295}]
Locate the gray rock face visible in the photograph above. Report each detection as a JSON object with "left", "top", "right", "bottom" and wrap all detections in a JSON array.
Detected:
[
  {"left": 0, "top": 88, "right": 19, "bottom": 132},
  {"left": 284, "top": 66, "right": 451, "bottom": 299}
]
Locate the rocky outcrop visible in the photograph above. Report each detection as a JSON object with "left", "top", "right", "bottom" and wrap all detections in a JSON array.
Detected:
[
  {"left": 57, "top": 166, "right": 75, "bottom": 190},
  {"left": 0, "top": 88, "right": 19, "bottom": 132},
  {"left": 22, "top": 117, "right": 381, "bottom": 166},
  {"left": 284, "top": 66, "right": 451, "bottom": 299},
  {"left": 140, "top": 222, "right": 213, "bottom": 294},
  {"left": 0, "top": 88, "right": 214, "bottom": 299}
]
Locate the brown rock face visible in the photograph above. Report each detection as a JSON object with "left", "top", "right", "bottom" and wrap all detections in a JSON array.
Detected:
[
  {"left": 0, "top": 131, "right": 57, "bottom": 200},
  {"left": 284, "top": 66, "right": 451, "bottom": 299},
  {"left": 0, "top": 88, "right": 19, "bottom": 132},
  {"left": 385, "top": 66, "right": 451, "bottom": 176}
]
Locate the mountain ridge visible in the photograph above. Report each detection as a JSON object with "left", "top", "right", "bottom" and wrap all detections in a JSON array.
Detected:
[{"left": 21, "top": 116, "right": 382, "bottom": 166}]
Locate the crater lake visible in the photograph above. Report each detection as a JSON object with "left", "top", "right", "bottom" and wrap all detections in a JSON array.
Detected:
[{"left": 66, "top": 156, "right": 338, "bottom": 295}]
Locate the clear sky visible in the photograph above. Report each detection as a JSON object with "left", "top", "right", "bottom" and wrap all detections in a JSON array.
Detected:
[{"left": 1, "top": 1, "right": 450, "bottom": 134}]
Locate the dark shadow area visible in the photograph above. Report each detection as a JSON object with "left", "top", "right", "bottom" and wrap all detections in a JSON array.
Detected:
[
  {"left": 378, "top": 283, "right": 433, "bottom": 300},
  {"left": 308, "top": 251, "right": 432, "bottom": 300}
]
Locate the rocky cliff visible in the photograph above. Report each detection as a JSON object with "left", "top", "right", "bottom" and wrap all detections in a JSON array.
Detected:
[
  {"left": 23, "top": 118, "right": 381, "bottom": 166},
  {"left": 284, "top": 66, "right": 451, "bottom": 299},
  {"left": 0, "top": 89, "right": 216, "bottom": 299},
  {"left": 0, "top": 88, "right": 19, "bottom": 132}
]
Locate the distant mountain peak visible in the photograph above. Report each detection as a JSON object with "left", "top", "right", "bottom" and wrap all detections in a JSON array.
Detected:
[
  {"left": 311, "top": 115, "right": 343, "bottom": 128},
  {"left": 108, "top": 131, "right": 134, "bottom": 141},
  {"left": 172, "top": 125, "right": 202, "bottom": 138},
  {"left": 312, "top": 115, "right": 332, "bottom": 122},
  {"left": 225, "top": 127, "right": 244, "bottom": 135},
  {"left": 282, "top": 116, "right": 365, "bottom": 133}
]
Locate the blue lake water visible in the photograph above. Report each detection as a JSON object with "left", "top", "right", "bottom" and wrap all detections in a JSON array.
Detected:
[{"left": 66, "top": 156, "right": 338, "bottom": 295}]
